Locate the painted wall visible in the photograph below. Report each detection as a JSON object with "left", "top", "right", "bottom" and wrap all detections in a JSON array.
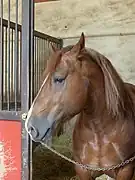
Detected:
[
  {"left": 34, "top": 0, "right": 135, "bottom": 84},
  {"left": 35, "top": 0, "right": 135, "bottom": 37}
]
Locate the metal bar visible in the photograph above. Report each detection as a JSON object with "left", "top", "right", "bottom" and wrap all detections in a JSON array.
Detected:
[
  {"left": 47, "top": 39, "right": 50, "bottom": 57},
  {"left": 41, "top": 38, "right": 44, "bottom": 79},
  {"left": 36, "top": 37, "right": 38, "bottom": 93},
  {"left": 22, "top": 0, "right": 34, "bottom": 112},
  {"left": 14, "top": 0, "right": 19, "bottom": 110},
  {"left": 1, "top": 18, "right": 21, "bottom": 31},
  {"left": 21, "top": 1, "right": 34, "bottom": 180},
  {"left": 30, "top": 8, "right": 34, "bottom": 105},
  {"left": 1, "top": 19, "right": 64, "bottom": 41},
  {"left": 7, "top": 0, "right": 11, "bottom": 110},
  {"left": 4, "top": 27, "right": 7, "bottom": 109},
  {"left": 34, "top": 30, "right": 61, "bottom": 43},
  {"left": 30, "top": 2, "right": 34, "bottom": 179},
  {"left": 38, "top": 38, "right": 40, "bottom": 89},
  {"left": 43, "top": 39, "right": 46, "bottom": 68},
  {"left": 38, "top": 38, "right": 40, "bottom": 90},
  {"left": 44, "top": 39, "right": 47, "bottom": 67},
  {"left": 34, "top": 36, "right": 36, "bottom": 96},
  {"left": 18, "top": 30, "right": 21, "bottom": 110},
  {"left": 11, "top": 29, "right": 14, "bottom": 105},
  {"left": 0, "top": 111, "right": 22, "bottom": 120},
  {"left": 0, "top": 0, "right": 3, "bottom": 110},
  {"left": 36, "top": 37, "right": 38, "bottom": 92}
]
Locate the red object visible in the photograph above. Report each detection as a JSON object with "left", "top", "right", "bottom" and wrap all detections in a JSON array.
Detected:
[
  {"left": 35, "top": 0, "right": 58, "bottom": 3},
  {"left": 0, "top": 120, "right": 21, "bottom": 180}
]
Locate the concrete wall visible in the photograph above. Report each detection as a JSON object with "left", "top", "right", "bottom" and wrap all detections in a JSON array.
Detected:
[
  {"left": 34, "top": 0, "right": 135, "bottom": 84},
  {"left": 35, "top": 0, "right": 135, "bottom": 37},
  {"left": 2, "top": 0, "right": 22, "bottom": 24}
]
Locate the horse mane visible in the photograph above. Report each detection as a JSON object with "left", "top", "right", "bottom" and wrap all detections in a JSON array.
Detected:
[
  {"left": 61, "top": 45, "right": 135, "bottom": 119},
  {"left": 86, "top": 48, "right": 135, "bottom": 119}
]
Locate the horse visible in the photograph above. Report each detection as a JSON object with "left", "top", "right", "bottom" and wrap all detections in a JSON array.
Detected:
[{"left": 25, "top": 33, "right": 135, "bottom": 180}]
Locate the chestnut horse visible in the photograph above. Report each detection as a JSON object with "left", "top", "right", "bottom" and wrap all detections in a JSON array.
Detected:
[{"left": 25, "top": 33, "right": 135, "bottom": 180}]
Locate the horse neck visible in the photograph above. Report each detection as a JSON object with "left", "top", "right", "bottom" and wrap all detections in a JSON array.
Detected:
[{"left": 82, "top": 61, "right": 108, "bottom": 122}]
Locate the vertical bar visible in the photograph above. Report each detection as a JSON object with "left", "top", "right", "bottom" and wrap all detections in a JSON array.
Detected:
[
  {"left": 38, "top": 38, "right": 40, "bottom": 89},
  {"left": 36, "top": 37, "right": 38, "bottom": 93},
  {"left": 18, "top": 30, "right": 21, "bottom": 110},
  {"left": 34, "top": 36, "right": 36, "bottom": 96},
  {"left": 43, "top": 39, "right": 45, "bottom": 69},
  {"left": 11, "top": 29, "right": 14, "bottom": 107},
  {"left": 30, "top": 29, "right": 34, "bottom": 105},
  {"left": 40, "top": 39, "right": 45, "bottom": 78},
  {"left": 48, "top": 40, "right": 50, "bottom": 56},
  {"left": 4, "top": 27, "right": 7, "bottom": 109},
  {"left": 21, "top": 1, "right": 34, "bottom": 180},
  {"left": 7, "top": 0, "right": 11, "bottom": 110},
  {"left": 14, "top": 0, "right": 19, "bottom": 110},
  {"left": 34, "top": 37, "right": 36, "bottom": 95},
  {"left": 0, "top": 0, "right": 3, "bottom": 109},
  {"left": 44, "top": 39, "right": 47, "bottom": 68},
  {"left": 36, "top": 37, "right": 37, "bottom": 95},
  {"left": 48, "top": 40, "right": 50, "bottom": 57}
]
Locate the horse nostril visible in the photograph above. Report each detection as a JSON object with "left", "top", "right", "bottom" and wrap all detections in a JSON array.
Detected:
[{"left": 28, "top": 126, "right": 39, "bottom": 139}]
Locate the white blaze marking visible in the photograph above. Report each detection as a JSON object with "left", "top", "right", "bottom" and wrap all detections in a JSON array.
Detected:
[
  {"left": 25, "top": 73, "right": 50, "bottom": 133},
  {"left": 47, "top": 105, "right": 59, "bottom": 125},
  {"left": 88, "top": 134, "right": 99, "bottom": 151},
  {"left": 112, "top": 142, "right": 124, "bottom": 161},
  {"left": 81, "top": 143, "right": 87, "bottom": 161}
]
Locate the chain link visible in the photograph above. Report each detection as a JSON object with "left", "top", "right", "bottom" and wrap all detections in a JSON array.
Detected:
[
  {"left": 22, "top": 113, "right": 135, "bottom": 172},
  {"left": 42, "top": 143, "right": 135, "bottom": 171}
]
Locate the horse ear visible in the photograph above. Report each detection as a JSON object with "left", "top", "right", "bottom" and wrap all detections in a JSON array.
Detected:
[
  {"left": 50, "top": 43, "right": 58, "bottom": 53},
  {"left": 71, "top": 32, "right": 85, "bottom": 55},
  {"left": 78, "top": 32, "right": 85, "bottom": 49}
]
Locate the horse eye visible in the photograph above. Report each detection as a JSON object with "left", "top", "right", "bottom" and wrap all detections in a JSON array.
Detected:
[{"left": 54, "top": 77, "right": 65, "bottom": 84}]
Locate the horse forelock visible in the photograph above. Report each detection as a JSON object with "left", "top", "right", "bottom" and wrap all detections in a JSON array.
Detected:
[{"left": 42, "top": 46, "right": 73, "bottom": 79}]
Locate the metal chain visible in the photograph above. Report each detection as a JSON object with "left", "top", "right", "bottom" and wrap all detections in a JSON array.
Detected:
[
  {"left": 42, "top": 143, "right": 135, "bottom": 172},
  {"left": 22, "top": 113, "right": 135, "bottom": 172}
]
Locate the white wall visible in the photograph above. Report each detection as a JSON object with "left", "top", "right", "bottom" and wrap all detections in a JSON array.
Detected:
[
  {"left": 34, "top": 0, "right": 135, "bottom": 84},
  {"left": 35, "top": 0, "right": 135, "bottom": 37}
]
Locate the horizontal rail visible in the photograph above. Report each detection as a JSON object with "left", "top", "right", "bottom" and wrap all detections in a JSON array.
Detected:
[
  {"left": 0, "top": 111, "right": 22, "bottom": 120},
  {"left": 0, "top": 18, "right": 21, "bottom": 31},
  {"left": 0, "top": 18, "right": 62, "bottom": 43},
  {"left": 34, "top": 30, "right": 62, "bottom": 43}
]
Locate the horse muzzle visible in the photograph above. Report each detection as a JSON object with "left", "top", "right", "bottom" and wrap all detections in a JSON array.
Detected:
[{"left": 25, "top": 115, "right": 55, "bottom": 144}]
